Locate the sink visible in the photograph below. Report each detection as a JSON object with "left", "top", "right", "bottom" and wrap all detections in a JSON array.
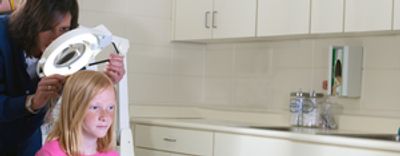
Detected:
[{"left": 318, "top": 133, "right": 399, "bottom": 142}]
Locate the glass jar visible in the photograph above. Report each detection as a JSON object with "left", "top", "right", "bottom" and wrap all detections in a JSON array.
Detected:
[
  {"left": 289, "top": 91, "right": 309, "bottom": 126},
  {"left": 302, "top": 91, "right": 324, "bottom": 127}
]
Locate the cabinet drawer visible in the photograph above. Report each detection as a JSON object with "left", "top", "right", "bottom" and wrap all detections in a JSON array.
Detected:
[
  {"left": 135, "top": 147, "right": 189, "bottom": 156},
  {"left": 135, "top": 124, "right": 213, "bottom": 156}
]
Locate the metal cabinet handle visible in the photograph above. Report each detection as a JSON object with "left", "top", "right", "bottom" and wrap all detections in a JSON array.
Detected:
[
  {"left": 212, "top": 11, "right": 217, "bottom": 28},
  {"left": 163, "top": 138, "right": 177, "bottom": 142},
  {"left": 205, "top": 11, "right": 210, "bottom": 28}
]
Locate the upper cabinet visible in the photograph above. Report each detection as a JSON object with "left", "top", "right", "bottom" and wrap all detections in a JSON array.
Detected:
[
  {"left": 173, "top": 0, "right": 213, "bottom": 40},
  {"left": 173, "top": 0, "right": 397, "bottom": 41},
  {"left": 394, "top": 0, "right": 400, "bottom": 30},
  {"left": 173, "top": 0, "right": 257, "bottom": 40},
  {"left": 311, "top": 0, "right": 344, "bottom": 34},
  {"left": 345, "top": 0, "right": 393, "bottom": 32},
  {"left": 257, "top": 0, "right": 311, "bottom": 37}
]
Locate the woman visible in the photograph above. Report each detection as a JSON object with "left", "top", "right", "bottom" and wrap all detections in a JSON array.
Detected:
[{"left": 0, "top": 0, "right": 125, "bottom": 155}]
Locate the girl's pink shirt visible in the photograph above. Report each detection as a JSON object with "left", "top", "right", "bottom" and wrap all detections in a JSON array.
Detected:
[{"left": 35, "top": 140, "right": 119, "bottom": 156}]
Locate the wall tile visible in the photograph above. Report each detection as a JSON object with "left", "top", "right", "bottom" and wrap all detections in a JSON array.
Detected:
[
  {"left": 79, "top": 11, "right": 127, "bottom": 36},
  {"left": 172, "top": 46, "right": 205, "bottom": 76},
  {"left": 234, "top": 46, "right": 270, "bottom": 77},
  {"left": 170, "top": 75, "right": 203, "bottom": 104},
  {"left": 204, "top": 77, "right": 233, "bottom": 105},
  {"left": 362, "top": 70, "right": 400, "bottom": 111},
  {"left": 129, "top": 73, "right": 172, "bottom": 105},
  {"left": 271, "top": 44, "right": 313, "bottom": 69},
  {"left": 363, "top": 36, "right": 400, "bottom": 69},
  {"left": 311, "top": 68, "right": 329, "bottom": 93},
  {"left": 80, "top": 0, "right": 128, "bottom": 14},
  {"left": 126, "top": 0, "right": 172, "bottom": 19},
  {"left": 205, "top": 45, "right": 234, "bottom": 76},
  {"left": 124, "top": 16, "right": 172, "bottom": 46},
  {"left": 233, "top": 77, "right": 271, "bottom": 108},
  {"left": 128, "top": 45, "right": 172, "bottom": 74}
]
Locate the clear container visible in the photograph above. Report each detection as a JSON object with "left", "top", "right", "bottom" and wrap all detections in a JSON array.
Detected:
[
  {"left": 320, "top": 96, "right": 341, "bottom": 129},
  {"left": 302, "top": 91, "right": 324, "bottom": 127},
  {"left": 289, "top": 91, "right": 309, "bottom": 126}
]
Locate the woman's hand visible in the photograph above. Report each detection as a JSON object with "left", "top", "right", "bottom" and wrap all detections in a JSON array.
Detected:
[
  {"left": 31, "top": 74, "right": 65, "bottom": 110},
  {"left": 105, "top": 53, "right": 125, "bottom": 84}
]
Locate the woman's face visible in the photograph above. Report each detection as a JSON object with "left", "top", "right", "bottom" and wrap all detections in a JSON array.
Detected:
[
  {"left": 82, "top": 87, "right": 116, "bottom": 140},
  {"left": 35, "top": 12, "right": 72, "bottom": 58}
]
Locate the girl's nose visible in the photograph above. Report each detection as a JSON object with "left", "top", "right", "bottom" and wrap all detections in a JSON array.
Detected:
[
  {"left": 99, "top": 109, "right": 112, "bottom": 122},
  {"left": 99, "top": 115, "right": 108, "bottom": 122}
]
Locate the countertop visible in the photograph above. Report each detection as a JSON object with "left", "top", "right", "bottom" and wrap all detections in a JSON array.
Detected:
[{"left": 132, "top": 118, "right": 400, "bottom": 153}]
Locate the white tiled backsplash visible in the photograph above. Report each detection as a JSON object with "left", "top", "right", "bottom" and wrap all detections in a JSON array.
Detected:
[{"left": 79, "top": 0, "right": 400, "bottom": 118}]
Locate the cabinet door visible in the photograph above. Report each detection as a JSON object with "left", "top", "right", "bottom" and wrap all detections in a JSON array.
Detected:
[
  {"left": 214, "top": 132, "right": 292, "bottom": 156},
  {"left": 173, "top": 0, "right": 213, "bottom": 40},
  {"left": 136, "top": 148, "right": 188, "bottom": 156},
  {"left": 394, "top": 0, "right": 400, "bottom": 30},
  {"left": 258, "top": 0, "right": 310, "bottom": 36},
  {"left": 311, "top": 0, "right": 344, "bottom": 33},
  {"left": 212, "top": 0, "right": 257, "bottom": 39},
  {"left": 292, "top": 141, "right": 400, "bottom": 156},
  {"left": 345, "top": 0, "right": 392, "bottom": 32},
  {"left": 135, "top": 124, "right": 213, "bottom": 156}
]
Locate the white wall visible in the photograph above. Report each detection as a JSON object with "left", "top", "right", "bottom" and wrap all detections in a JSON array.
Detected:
[
  {"left": 204, "top": 36, "right": 400, "bottom": 118},
  {"left": 79, "top": 0, "right": 206, "bottom": 107},
  {"left": 79, "top": 0, "right": 400, "bottom": 119}
]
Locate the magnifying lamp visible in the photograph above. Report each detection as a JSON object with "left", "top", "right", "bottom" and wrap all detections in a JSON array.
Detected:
[{"left": 37, "top": 25, "right": 135, "bottom": 156}]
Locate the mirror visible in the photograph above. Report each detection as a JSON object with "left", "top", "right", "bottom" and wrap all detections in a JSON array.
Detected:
[{"left": 328, "top": 46, "right": 363, "bottom": 97}]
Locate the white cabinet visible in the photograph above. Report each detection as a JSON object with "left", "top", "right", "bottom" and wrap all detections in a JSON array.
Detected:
[
  {"left": 311, "top": 0, "right": 344, "bottom": 33},
  {"left": 214, "top": 132, "right": 400, "bottom": 156},
  {"left": 135, "top": 148, "right": 187, "bottom": 156},
  {"left": 173, "top": 0, "right": 256, "bottom": 40},
  {"left": 134, "top": 124, "right": 213, "bottom": 156},
  {"left": 394, "top": 0, "right": 400, "bottom": 30},
  {"left": 212, "top": 0, "right": 257, "bottom": 39},
  {"left": 345, "top": 0, "right": 393, "bottom": 32},
  {"left": 173, "top": 0, "right": 212, "bottom": 40},
  {"left": 214, "top": 132, "right": 292, "bottom": 156},
  {"left": 257, "top": 0, "right": 311, "bottom": 37}
]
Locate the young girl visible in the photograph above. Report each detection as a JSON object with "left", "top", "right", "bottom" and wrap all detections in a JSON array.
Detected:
[{"left": 36, "top": 70, "right": 119, "bottom": 156}]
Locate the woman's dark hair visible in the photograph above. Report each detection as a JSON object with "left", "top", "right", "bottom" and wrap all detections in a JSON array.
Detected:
[{"left": 8, "top": 0, "right": 79, "bottom": 56}]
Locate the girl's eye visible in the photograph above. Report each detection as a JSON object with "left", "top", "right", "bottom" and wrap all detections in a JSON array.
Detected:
[
  {"left": 108, "top": 106, "right": 114, "bottom": 111},
  {"left": 89, "top": 105, "right": 99, "bottom": 110}
]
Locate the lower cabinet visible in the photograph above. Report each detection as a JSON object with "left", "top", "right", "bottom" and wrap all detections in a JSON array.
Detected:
[
  {"left": 135, "top": 148, "right": 188, "bottom": 156},
  {"left": 214, "top": 132, "right": 292, "bottom": 156},
  {"left": 134, "top": 124, "right": 213, "bottom": 156},
  {"left": 214, "top": 132, "right": 400, "bottom": 156},
  {"left": 134, "top": 123, "right": 400, "bottom": 156}
]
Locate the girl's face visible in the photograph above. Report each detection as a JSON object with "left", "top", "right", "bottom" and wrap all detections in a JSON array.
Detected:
[
  {"left": 82, "top": 87, "right": 116, "bottom": 140},
  {"left": 35, "top": 12, "right": 71, "bottom": 58}
]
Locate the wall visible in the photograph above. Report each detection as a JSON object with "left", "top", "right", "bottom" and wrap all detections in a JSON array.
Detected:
[
  {"left": 203, "top": 36, "right": 400, "bottom": 119},
  {"left": 79, "top": 0, "right": 206, "bottom": 107},
  {"left": 79, "top": 0, "right": 400, "bottom": 119}
]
